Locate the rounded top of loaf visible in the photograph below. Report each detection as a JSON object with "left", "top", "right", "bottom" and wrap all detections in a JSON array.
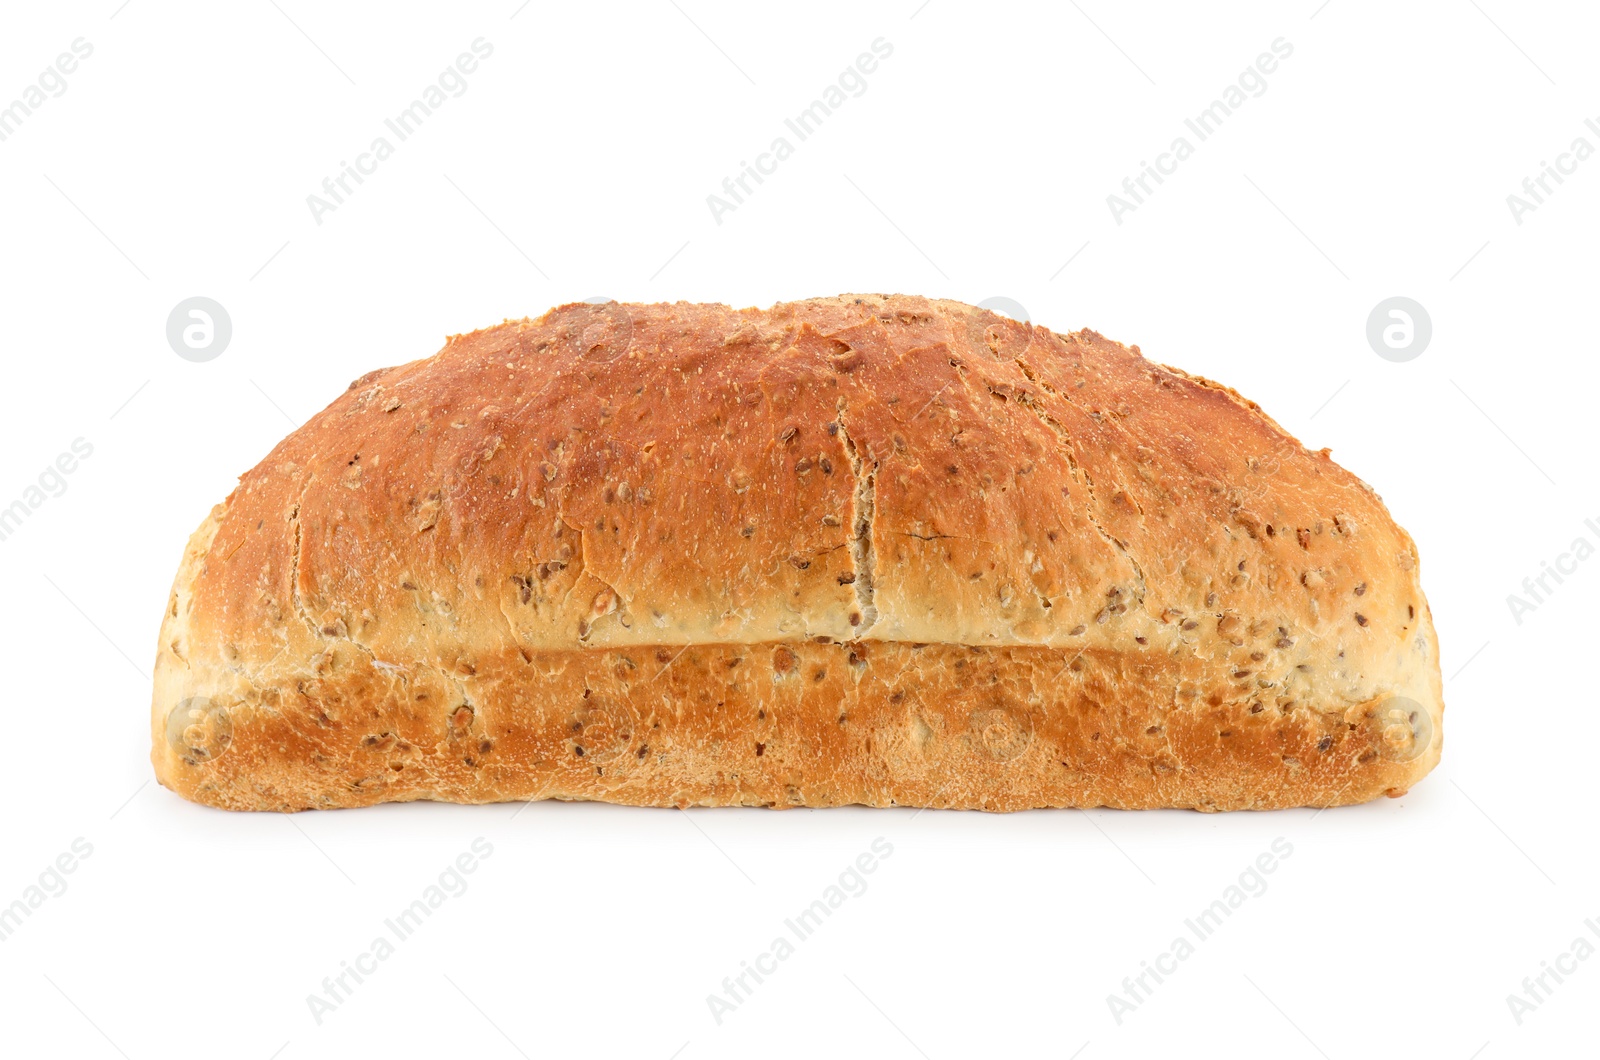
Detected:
[{"left": 177, "top": 295, "right": 1429, "bottom": 708}]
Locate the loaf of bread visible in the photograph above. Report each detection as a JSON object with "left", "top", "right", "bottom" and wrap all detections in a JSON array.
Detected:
[{"left": 151, "top": 295, "right": 1442, "bottom": 812}]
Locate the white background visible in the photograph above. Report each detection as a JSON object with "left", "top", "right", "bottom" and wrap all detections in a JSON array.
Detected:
[{"left": 0, "top": 2, "right": 1594, "bottom": 1057}]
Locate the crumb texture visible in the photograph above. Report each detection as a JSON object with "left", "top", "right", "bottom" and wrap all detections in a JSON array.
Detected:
[{"left": 151, "top": 295, "right": 1443, "bottom": 811}]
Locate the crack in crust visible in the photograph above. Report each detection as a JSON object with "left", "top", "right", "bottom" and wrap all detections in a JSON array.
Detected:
[
  {"left": 285, "top": 473, "right": 391, "bottom": 675},
  {"left": 834, "top": 398, "right": 879, "bottom": 638},
  {"left": 1008, "top": 361, "right": 1150, "bottom": 611},
  {"left": 285, "top": 473, "right": 323, "bottom": 643}
]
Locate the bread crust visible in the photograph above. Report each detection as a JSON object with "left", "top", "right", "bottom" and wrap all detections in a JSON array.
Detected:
[{"left": 151, "top": 295, "right": 1443, "bottom": 811}]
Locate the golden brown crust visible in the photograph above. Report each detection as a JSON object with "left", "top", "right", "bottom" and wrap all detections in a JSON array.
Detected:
[{"left": 151, "top": 295, "right": 1443, "bottom": 811}]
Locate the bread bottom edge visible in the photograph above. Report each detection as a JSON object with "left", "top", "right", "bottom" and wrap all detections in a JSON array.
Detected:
[{"left": 152, "top": 639, "right": 1441, "bottom": 813}]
